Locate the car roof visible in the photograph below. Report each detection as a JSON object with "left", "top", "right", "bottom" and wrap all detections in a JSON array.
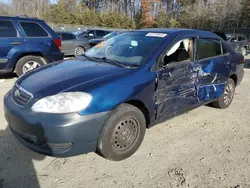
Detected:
[
  {"left": 0, "top": 16, "right": 42, "bottom": 22},
  {"left": 135, "top": 28, "right": 221, "bottom": 39},
  {"left": 56, "top": 31, "right": 74, "bottom": 34}
]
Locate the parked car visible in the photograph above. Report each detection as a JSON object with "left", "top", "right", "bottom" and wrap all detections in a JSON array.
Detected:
[
  {"left": 0, "top": 16, "right": 64, "bottom": 77},
  {"left": 4, "top": 28, "right": 244, "bottom": 161},
  {"left": 210, "top": 30, "right": 227, "bottom": 40},
  {"left": 89, "top": 31, "right": 123, "bottom": 47},
  {"left": 75, "top": 29, "right": 111, "bottom": 40},
  {"left": 226, "top": 33, "right": 249, "bottom": 56},
  {"left": 56, "top": 32, "right": 90, "bottom": 56}
]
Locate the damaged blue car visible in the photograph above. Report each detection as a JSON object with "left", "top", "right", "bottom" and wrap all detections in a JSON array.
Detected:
[{"left": 4, "top": 29, "right": 244, "bottom": 161}]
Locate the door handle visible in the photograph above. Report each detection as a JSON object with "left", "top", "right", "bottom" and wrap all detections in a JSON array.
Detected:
[{"left": 10, "top": 42, "right": 22, "bottom": 45}]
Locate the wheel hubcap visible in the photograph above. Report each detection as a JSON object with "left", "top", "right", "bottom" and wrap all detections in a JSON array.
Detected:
[
  {"left": 75, "top": 47, "right": 85, "bottom": 56},
  {"left": 112, "top": 117, "right": 139, "bottom": 151},
  {"left": 22, "top": 61, "right": 41, "bottom": 73},
  {"left": 224, "top": 82, "right": 234, "bottom": 105}
]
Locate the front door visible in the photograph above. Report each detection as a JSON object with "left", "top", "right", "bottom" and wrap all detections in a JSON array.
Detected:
[
  {"left": 195, "top": 38, "right": 230, "bottom": 103},
  {"left": 155, "top": 36, "right": 200, "bottom": 122}
]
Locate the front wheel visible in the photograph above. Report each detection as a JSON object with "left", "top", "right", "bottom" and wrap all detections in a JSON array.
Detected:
[
  {"left": 212, "top": 78, "right": 235, "bottom": 109},
  {"left": 97, "top": 104, "right": 146, "bottom": 161}
]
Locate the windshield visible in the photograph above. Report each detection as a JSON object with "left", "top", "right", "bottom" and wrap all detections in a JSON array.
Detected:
[
  {"left": 75, "top": 31, "right": 87, "bottom": 36},
  {"left": 85, "top": 32, "right": 165, "bottom": 66},
  {"left": 226, "top": 34, "right": 232, "bottom": 41}
]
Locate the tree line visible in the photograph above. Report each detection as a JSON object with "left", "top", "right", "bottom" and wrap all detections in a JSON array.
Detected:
[{"left": 0, "top": 0, "right": 250, "bottom": 29}]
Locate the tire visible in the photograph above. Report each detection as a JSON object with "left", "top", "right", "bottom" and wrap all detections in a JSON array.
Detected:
[
  {"left": 15, "top": 55, "right": 46, "bottom": 77},
  {"left": 97, "top": 104, "right": 146, "bottom": 161},
  {"left": 212, "top": 78, "right": 235, "bottom": 109},
  {"left": 74, "top": 46, "right": 85, "bottom": 57},
  {"left": 241, "top": 47, "right": 247, "bottom": 56}
]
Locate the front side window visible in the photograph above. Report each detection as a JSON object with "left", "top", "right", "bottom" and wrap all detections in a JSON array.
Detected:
[
  {"left": 96, "top": 30, "right": 106, "bottom": 37},
  {"left": 85, "top": 32, "right": 164, "bottom": 66},
  {"left": 0, "top": 20, "right": 17, "bottom": 37},
  {"left": 196, "top": 38, "right": 222, "bottom": 60},
  {"left": 86, "top": 30, "right": 95, "bottom": 37},
  {"left": 19, "top": 22, "right": 48, "bottom": 37},
  {"left": 161, "top": 38, "right": 194, "bottom": 66}
]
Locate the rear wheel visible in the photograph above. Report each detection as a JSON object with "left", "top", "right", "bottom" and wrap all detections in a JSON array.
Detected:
[
  {"left": 212, "top": 78, "right": 235, "bottom": 109},
  {"left": 74, "top": 46, "right": 85, "bottom": 56},
  {"left": 15, "top": 56, "right": 46, "bottom": 77},
  {"left": 97, "top": 104, "right": 146, "bottom": 161}
]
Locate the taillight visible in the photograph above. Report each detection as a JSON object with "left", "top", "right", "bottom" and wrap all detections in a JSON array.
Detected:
[
  {"left": 243, "top": 58, "right": 246, "bottom": 63},
  {"left": 53, "top": 38, "right": 61, "bottom": 51}
]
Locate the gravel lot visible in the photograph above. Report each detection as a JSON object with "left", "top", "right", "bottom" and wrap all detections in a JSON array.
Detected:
[{"left": 1, "top": 57, "right": 250, "bottom": 188}]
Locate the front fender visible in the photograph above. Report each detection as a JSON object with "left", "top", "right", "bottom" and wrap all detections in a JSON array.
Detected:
[{"left": 78, "top": 68, "right": 156, "bottom": 118}]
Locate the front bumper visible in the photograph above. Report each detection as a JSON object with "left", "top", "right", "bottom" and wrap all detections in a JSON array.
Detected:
[{"left": 4, "top": 91, "right": 110, "bottom": 157}]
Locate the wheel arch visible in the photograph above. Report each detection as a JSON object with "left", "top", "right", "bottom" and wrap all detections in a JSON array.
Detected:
[
  {"left": 13, "top": 52, "right": 47, "bottom": 72},
  {"left": 230, "top": 74, "right": 237, "bottom": 86},
  {"left": 125, "top": 100, "right": 151, "bottom": 128}
]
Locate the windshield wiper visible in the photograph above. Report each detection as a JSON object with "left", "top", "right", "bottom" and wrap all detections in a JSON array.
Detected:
[
  {"left": 92, "top": 57, "right": 126, "bottom": 68},
  {"left": 82, "top": 54, "right": 97, "bottom": 61}
]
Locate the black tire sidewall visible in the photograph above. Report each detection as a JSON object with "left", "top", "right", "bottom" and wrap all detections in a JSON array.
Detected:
[
  {"left": 16, "top": 56, "right": 45, "bottom": 77},
  {"left": 97, "top": 104, "right": 146, "bottom": 161}
]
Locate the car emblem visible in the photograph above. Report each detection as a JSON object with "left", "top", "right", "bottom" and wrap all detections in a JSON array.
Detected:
[{"left": 14, "top": 90, "right": 20, "bottom": 97}]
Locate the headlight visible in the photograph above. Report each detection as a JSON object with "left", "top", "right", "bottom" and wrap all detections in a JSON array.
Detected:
[{"left": 31, "top": 92, "right": 92, "bottom": 114}]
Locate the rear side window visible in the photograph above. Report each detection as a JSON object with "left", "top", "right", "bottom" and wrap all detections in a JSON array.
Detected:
[
  {"left": 62, "top": 33, "right": 74, "bottom": 40},
  {"left": 0, "top": 20, "right": 17, "bottom": 37},
  {"left": 20, "top": 22, "right": 48, "bottom": 37},
  {"left": 196, "top": 38, "right": 222, "bottom": 60}
]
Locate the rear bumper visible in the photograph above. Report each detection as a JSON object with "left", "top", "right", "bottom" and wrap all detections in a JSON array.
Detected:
[
  {"left": 47, "top": 52, "right": 64, "bottom": 63},
  {"left": 4, "top": 91, "right": 110, "bottom": 157},
  {"left": 236, "top": 64, "right": 244, "bottom": 86}
]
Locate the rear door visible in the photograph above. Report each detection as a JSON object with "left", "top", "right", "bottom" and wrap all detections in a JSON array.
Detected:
[
  {"left": 18, "top": 21, "right": 53, "bottom": 55},
  {"left": 195, "top": 38, "right": 230, "bottom": 103},
  {"left": 155, "top": 34, "right": 200, "bottom": 121},
  {"left": 0, "top": 20, "right": 23, "bottom": 71}
]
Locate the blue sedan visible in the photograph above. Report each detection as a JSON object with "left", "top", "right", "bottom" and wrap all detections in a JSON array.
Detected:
[{"left": 4, "top": 28, "right": 244, "bottom": 161}]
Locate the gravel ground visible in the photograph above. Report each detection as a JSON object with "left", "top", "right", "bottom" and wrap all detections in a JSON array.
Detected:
[{"left": 1, "top": 58, "right": 250, "bottom": 188}]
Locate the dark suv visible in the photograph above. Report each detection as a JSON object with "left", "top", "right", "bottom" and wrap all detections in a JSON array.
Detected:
[{"left": 0, "top": 16, "right": 64, "bottom": 77}]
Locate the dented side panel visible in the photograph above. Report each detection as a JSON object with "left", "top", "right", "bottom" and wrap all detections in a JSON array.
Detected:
[
  {"left": 197, "top": 55, "right": 231, "bottom": 103},
  {"left": 155, "top": 61, "right": 199, "bottom": 121}
]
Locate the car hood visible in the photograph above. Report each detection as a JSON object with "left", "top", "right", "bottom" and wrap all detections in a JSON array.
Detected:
[{"left": 17, "top": 57, "right": 131, "bottom": 97}]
